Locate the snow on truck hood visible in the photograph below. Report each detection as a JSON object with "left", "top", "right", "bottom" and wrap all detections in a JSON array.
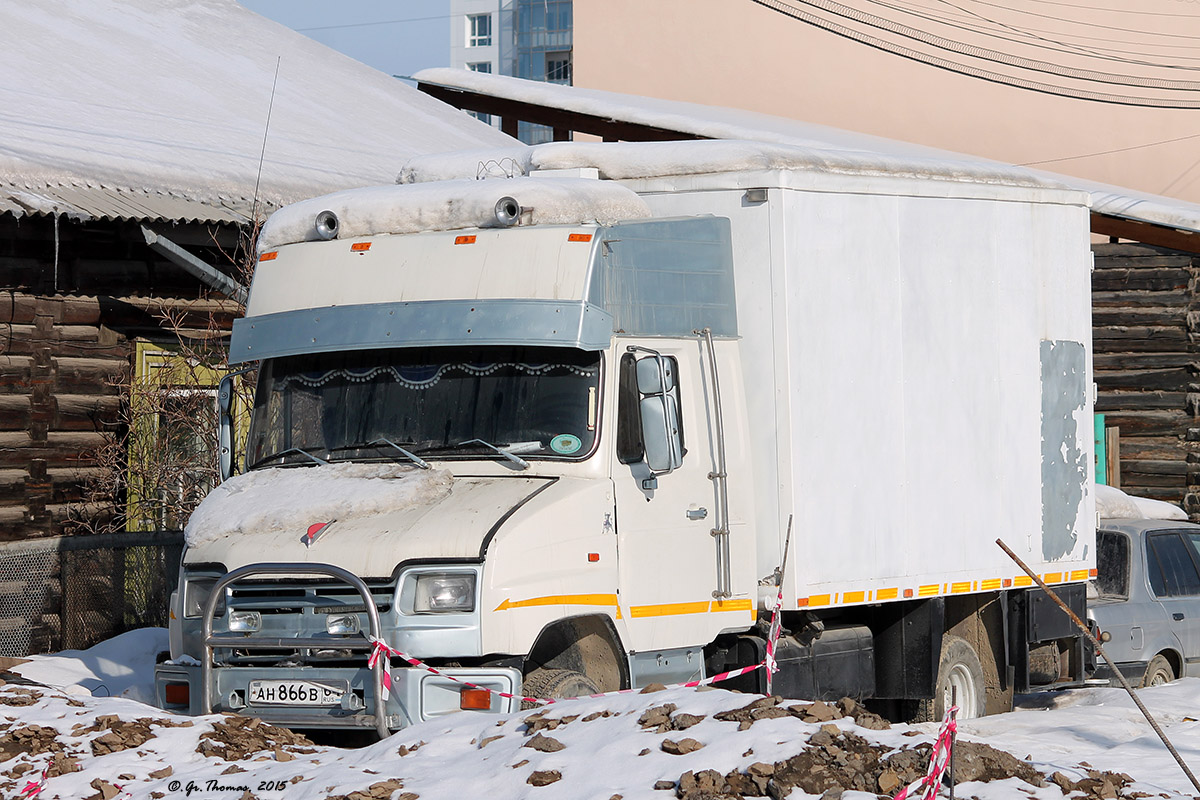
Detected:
[{"left": 183, "top": 463, "right": 555, "bottom": 576}]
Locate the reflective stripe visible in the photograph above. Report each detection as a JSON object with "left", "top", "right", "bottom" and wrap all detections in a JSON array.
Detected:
[{"left": 494, "top": 594, "right": 618, "bottom": 612}]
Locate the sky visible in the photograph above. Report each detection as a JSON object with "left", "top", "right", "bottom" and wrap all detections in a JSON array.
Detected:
[{"left": 238, "top": 0, "right": 451, "bottom": 82}]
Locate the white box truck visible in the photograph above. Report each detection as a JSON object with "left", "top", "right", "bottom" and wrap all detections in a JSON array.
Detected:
[{"left": 155, "top": 140, "right": 1096, "bottom": 736}]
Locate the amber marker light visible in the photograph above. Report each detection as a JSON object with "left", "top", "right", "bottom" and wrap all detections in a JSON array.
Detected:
[
  {"left": 1002, "top": 578, "right": 1013, "bottom": 587},
  {"left": 568, "top": 233, "right": 592, "bottom": 242},
  {"left": 903, "top": 589, "right": 914, "bottom": 598},
  {"left": 588, "top": 553, "right": 600, "bottom": 562},
  {"left": 1089, "top": 569, "right": 1097, "bottom": 578},
  {"left": 350, "top": 242, "right": 372, "bottom": 252},
  {"left": 455, "top": 235, "right": 477, "bottom": 245},
  {"left": 258, "top": 251, "right": 278, "bottom": 261},
  {"left": 460, "top": 688, "right": 491, "bottom": 710}
]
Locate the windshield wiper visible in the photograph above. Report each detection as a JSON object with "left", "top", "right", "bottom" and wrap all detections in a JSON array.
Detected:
[
  {"left": 249, "top": 446, "right": 329, "bottom": 470},
  {"left": 456, "top": 438, "right": 530, "bottom": 470},
  {"left": 328, "top": 438, "right": 431, "bottom": 470}
]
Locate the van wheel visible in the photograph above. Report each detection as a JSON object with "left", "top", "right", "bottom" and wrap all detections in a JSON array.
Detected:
[
  {"left": 520, "top": 668, "right": 601, "bottom": 709},
  {"left": 1142, "top": 655, "right": 1175, "bottom": 687}
]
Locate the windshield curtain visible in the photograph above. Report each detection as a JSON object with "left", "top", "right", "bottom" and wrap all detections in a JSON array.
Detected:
[{"left": 247, "top": 346, "right": 602, "bottom": 468}]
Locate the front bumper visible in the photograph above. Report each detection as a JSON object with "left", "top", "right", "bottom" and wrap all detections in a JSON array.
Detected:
[{"left": 155, "top": 661, "right": 521, "bottom": 731}]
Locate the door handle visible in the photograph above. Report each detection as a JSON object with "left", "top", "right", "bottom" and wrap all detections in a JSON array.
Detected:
[
  {"left": 1174, "top": 612, "right": 1186, "bottom": 621},
  {"left": 686, "top": 507, "right": 708, "bottom": 521}
]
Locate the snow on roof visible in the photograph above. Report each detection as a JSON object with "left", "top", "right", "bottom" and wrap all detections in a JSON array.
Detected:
[
  {"left": 412, "top": 68, "right": 1061, "bottom": 190},
  {"left": 1095, "top": 483, "right": 1188, "bottom": 522},
  {"left": 257, "top": 176, "right": 652, "bottom": 251},
  {"left": 0, "top": 1, "right": 514, "bottom": 224},
  {"left": 413, "top": 69, "right": 1200, "bottom": 235},
  {"left": 398, "top": 139, "right": 1072, "bottom": 194}
]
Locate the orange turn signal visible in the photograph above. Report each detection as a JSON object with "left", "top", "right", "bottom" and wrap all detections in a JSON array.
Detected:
[{"left": 460, "top": 688, "right": 491, "bottom": 710}]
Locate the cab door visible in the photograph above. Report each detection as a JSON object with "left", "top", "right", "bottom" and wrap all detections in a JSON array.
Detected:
[{"left": 611, "top": 339, "right": 743, "bottom": 654}]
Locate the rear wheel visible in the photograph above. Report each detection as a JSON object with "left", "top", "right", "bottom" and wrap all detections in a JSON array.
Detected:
[
  {"left": 904, "top": 635, "right": 987, "bottom": 723},
  {"left": 1142, "top": 654, "right": 1175, "bottom": 687},
  {"left": 520, "top": 668, "right": 600, "bottom": 709}
]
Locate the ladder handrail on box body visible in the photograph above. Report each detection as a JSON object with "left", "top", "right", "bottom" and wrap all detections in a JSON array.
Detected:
[{"left": 200, "top": 562, "right": 390, "bottom": 739}]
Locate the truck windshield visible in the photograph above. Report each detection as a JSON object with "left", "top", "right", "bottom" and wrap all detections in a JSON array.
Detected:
[{"left": 246, "top": 346, "right": 601, "bottom": 469}]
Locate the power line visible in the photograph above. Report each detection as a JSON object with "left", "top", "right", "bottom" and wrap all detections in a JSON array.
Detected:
[
  {"left": 294, "top": 14, "right": 448, "bottom": 33},
  {"left": 747, "top": 0, "right": 1200, "bottom": 107},
  {"left": 1019, "top": 132, "right": 1200, "bottom": 166},
  {"left": 778, "top": 0, "right": 1200, "bottom": 92},
  {"left": 867, "top": 0, "right": 1200, "bottom": 74}
]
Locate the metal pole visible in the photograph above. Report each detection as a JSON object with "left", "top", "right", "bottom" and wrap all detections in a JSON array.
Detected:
[
  {"left": 996, "top": 538, "right": 1200, "bottom": 794},
  {"left": 697, "top": 328, "right": 731, "bottom": 599},
  {"left": 949, "top": 685, "right": 956, "bottom": 800}
]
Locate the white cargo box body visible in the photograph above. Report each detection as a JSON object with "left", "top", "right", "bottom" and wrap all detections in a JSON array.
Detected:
[{"left": 619, "top": 168, "right": 1095, "bottom": 611}]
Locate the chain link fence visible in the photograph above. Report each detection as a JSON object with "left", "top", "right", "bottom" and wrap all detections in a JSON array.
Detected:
[{"left": 0, "top": 530, "right": 183, "bottom": 658}]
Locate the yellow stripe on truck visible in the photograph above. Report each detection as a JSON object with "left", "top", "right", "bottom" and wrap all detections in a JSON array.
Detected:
[{"left": 494, "top": 594, "right": 618, "bottom": 612}]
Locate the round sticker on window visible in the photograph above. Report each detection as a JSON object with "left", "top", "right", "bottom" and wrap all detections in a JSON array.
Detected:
[{"left": 550, "top": 434, "right": 582, "bottom": 454}]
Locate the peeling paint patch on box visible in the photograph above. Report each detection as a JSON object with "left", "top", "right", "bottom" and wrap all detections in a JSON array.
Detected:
[{"left": 1041, "top": 340, "right": 1087, "bottom": 561}]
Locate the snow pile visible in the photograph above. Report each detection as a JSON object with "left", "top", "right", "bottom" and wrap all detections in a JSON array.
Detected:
[
  {"left": 0, "top": 672, "right": 1194, "bottom": 800},
  {"left": 184, "top": 463, "right": 454, "bottom": 547},
  {"left": 8, "top": 629, "right": 166, "bottom": 705},
  {"left": 1096, "top": 483, "right": 1187, "bottom": 522},
  {"left": 256, "top": 177, "right": 652, "bottom": 252}
]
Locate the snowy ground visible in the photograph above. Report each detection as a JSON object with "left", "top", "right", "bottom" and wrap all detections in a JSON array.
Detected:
[{"left": 5, "top": 631, "right": 1200, "bottom": 799}]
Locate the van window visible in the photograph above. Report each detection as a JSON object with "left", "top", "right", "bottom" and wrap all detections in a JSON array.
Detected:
[
  {"left": 1095, "top": 530, "right": 1129, "bottom": 598},
  {"left": 1148, "top": 531, "right": 1200, "bottom": 597}
]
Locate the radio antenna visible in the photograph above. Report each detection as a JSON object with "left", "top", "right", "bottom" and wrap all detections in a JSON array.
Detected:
[{"left": 250, "top": 56, "right": 282, "bottom": 226}]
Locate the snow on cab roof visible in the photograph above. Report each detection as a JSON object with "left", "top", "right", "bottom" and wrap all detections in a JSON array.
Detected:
[
  {"left": 0, "top": 1, "right": 513, "bottom": 224},
  {"left": 256, "top": 177, "right": 652, "bottom": 252}
]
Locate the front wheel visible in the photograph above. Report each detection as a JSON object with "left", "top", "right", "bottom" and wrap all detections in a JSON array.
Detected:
[
  {"left": 520, "top": 668, "right": 600, "bottom": 709},
  {"left": 1142, "top": 654, "right": 1176, "bottom": 687}
]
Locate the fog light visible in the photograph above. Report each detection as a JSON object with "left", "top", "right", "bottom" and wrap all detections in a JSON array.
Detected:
[
  {"left": 164, "top": 683, "right": 189, "bottom": 706},
  {"left": 228, "top": 610, "right": 261, "bottom": 632},
  {"left": 460, "top": 688, "right": 492, "bottom": 710},
  {"left": 326, "top": 613, "right": 359, "bottom": 635}
]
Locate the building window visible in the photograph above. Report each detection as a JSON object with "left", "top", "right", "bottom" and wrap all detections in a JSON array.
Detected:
[
  {"left": 468, "top": 13, "right": 492, "bottom": 47},
  {"left": 545, "top": 52, "right": 571, "bottom": 83},
  {"left": 468, "top": 61, "right": 493, "bottom": 74}
]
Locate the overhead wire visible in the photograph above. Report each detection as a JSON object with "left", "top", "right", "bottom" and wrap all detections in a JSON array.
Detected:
[
  {"left": 747, "top": 0, "right": 1200, "bottom": 107},
  {"left": 865, "top": 0, "right": 1200, "bottom": 73},
  {"left": 759, "top": 0, "right": 1200, "bottom": 92}
]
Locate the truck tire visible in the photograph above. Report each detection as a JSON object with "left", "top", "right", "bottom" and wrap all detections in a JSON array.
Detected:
[
  {"left": 1142, "top": 654, "right": 1175, "bottom": 687},
  {"left": 520, "top": 668, "right": 601, "bottom": 709},
  {"left": 908, "top": 635, "right": 988, "bottom": 722}
]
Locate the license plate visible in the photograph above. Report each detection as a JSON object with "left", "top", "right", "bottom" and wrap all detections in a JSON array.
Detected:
[{"left": 247, "top": 680, "right": 347, "bottom": 706}]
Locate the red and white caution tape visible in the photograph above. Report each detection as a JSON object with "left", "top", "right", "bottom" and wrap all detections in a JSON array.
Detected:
[
  {"left": 367, "top": 587, "right": 786, "bottom": 706},
  {"left": 18, "top": 765, "right": 48, "bottom": 800},
  {"left": 893, "top": 705, "right": 959, "bottom": 800}
]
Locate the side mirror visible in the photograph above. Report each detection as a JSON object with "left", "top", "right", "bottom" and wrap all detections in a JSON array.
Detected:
[
  {"left": 636, "top": 355, "right": 683, "bottom": 474},
  {"left": 217, "top": 373, "right": 236, "bottom": 482}
]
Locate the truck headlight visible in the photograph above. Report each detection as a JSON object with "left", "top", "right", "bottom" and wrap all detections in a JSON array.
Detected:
[
  {"left": 228, "top": 610, "right": 261, "bottom": 632},
  {"left": 184, "top": 577, "right": 226, "bottom": 618},
  {"left": 413, "top": 573, "right": 476, "bottom": 614}
]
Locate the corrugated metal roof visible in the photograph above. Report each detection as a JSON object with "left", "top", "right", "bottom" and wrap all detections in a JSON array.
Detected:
[{"left": 0, "top": 179, "right": 270, "bottom": 225}]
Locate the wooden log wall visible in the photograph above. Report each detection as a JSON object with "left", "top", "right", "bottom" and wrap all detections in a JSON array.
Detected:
[
  {"left": 0, "top": 213, "right": 243, "bottom": 541},
  {"left": 1092, "top": 242, "right": 1200, "bottom": 513}
]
